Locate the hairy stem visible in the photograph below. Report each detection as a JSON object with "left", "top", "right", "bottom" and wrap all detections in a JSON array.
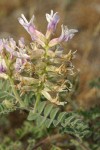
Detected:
[
  {"left": 78, "top": 138, "right": 91, "bottom": 150},
  {"left": 4, "top": 55, "right": 24, "bottom": 106},
  {"left": 32, "top": 134, "right": 67, "bottom": 150},
  {"left": 9, "top": 77, "right": 23, "bottom": 106},
  {"left": 33, "top": 45, "right": 49, "bottom": 113},
  {"left": 34, "top": 92, "right": 41, "bottom": 113},
  {"left": 79, "top": 142, "right": 90, "bottom": 150}
]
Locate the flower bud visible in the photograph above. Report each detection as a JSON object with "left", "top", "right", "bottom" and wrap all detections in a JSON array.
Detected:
[
  {"left": 0, "top": 58, "right": 7, "bottom": 73},
  {"left": 18, "top": 37, "right": 25, "bottom": 48},
  {"left": 14, "top": 58, "right": 25, "bottom": 72}
]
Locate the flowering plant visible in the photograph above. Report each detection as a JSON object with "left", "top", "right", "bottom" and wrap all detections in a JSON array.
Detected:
[
  {"left": 0, "top": 10, "right": 78, "bottom": 111},
  {"left": 0, "top": 10, "right": 94, "bottom": 150}
]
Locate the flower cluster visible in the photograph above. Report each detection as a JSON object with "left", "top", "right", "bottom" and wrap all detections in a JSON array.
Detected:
[
  {"left": 0, "top": 10, "right": 78, "bottom": 107},
  {"left": 18, "top": 10, "right": 77, "bottom": 47}
]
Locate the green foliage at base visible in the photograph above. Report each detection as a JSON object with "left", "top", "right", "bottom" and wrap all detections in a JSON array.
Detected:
[{"left": 28, "top": 101, "right": 90, "bottom": 138}]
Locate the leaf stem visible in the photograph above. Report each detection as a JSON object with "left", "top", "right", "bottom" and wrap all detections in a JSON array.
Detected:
[
  {"left": 78, "top": 138, "right": 91, "bottom": 150},
  {"left": 4, "top": 55, "right": 24, "bottom": 106},
  {"left": 34, "top": 92, "right": 41, "bottom": 113},
  {"left": 9, "top": 77, "right": 24, "bottom": 106},
  {"left": 33, "top": 45, "right": 49, "bottom": 113}
]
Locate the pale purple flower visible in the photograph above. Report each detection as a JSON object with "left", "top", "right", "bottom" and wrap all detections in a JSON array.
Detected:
[
  {"left": 0, "top": 64, "right": 5, "bottom": 73},
  {"left": 59, "top": 25, "right": 78, "bottom": 42},
  {"left": 14, "top": 58, "right": 26, "bottom": 72},
  {"left": 3, "top": 38, "right": 30, "bottom": 59},
  {"left": 18, "top": 37, "right": 25, "bottom": 48},
  {"left": 3, "top": 38, "right": 14, "bottom": 54},
  {"left": 49, "top": 25, "right": 78, "bottom": 47},
  {"left": 46, "top": 10, "right": 60, "bottom": 39},
  {"left": 0, "top": 39, "right": 4, "bottom": 52},
  {"left": 13, "top": 51, "right": 30, "bottom": 59},
  {"left": 18, "top": 14, "right": 38, "bottom": 42},
  {"left": 0, "top": 59, "right": 7, "bottom": 73},
  {"left": 18, "top": 14, "right": 35, "bottom": 34},
  {"left": 9, "top": 38, "right": 16, "bottom": 49},
  {"left": 18, "top": 14, "right": 46, "bottom": 47}
]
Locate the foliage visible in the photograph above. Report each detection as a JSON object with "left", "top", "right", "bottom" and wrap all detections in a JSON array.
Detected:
[
  {"left": 80, "top": 106, "right": 100, "bottom": 150},
  {"left": 28, "top": 101, "right": 90, "bottom": 138}
]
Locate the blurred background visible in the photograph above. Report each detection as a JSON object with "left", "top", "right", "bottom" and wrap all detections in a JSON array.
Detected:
[{"left": 0, "top": 0, "right": 100, "bottom": 110}]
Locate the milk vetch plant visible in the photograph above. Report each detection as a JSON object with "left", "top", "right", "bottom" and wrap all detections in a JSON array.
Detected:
[{"left": 0, "top": 10, "right": 90, "bottom": 145}]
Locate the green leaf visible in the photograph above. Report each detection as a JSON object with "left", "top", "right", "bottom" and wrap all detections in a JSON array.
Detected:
[
  {"left": 27, "top": 111, "right": 38, "bottom": 121},
  {"left": 28, "top": 101, "right": 90, "bottom": 138},
  {"left": 39, "top": 103, "right": 53, "bottom": 126},
  {"left": 46, "top": 107, "right": 59, "bottom": 128},
  {"left": 53, "top": 112, "right": 66, "bottom": 126},
  {"left": 37, "top": 101, "right": 46, "bottom": 114}
]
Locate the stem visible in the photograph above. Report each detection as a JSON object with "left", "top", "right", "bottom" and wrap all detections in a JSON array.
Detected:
[
  {"left": 32, "top": 134, "right": 67, "bottom": 150},
  {"left": 78, "top": 138, "right": 91, "bottom": 150},
  {"left": 44, "top": 45, "right": 49, "bottom": 58},
  {"left": 80, "top": 143, "right": 90, "bottom": 150},
  {"left": 4, "top": 55, "right": 24, "bottom": 106},
  {"left": 33, "top": 45, "right": 49, "bottom": 113},
  {"left": 9, "top": 77, "right": 24, "bottom": 106},
  {"left": 79, "top": 142, "right": 90, "bottom": 150},
  {"left": 68, "top": 98, "right": 78, "bottom": 111},
  {"left": 34, "top": 92, "right": 41, "bottom": 113}
]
